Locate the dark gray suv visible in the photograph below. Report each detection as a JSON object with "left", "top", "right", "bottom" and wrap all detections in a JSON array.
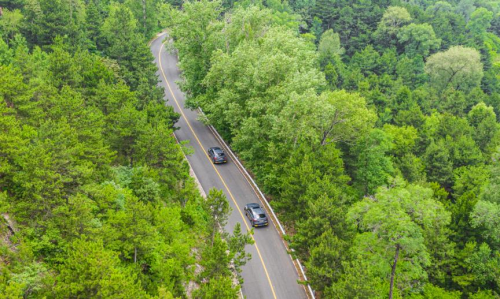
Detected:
[
  {"left": 244, "top": 203, "right": 269, "bottom": 227},
  {"left": 208, "top": 147, "right": 227, "bottom": 164}
]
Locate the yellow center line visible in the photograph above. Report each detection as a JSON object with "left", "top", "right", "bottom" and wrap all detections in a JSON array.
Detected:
[{"left": 157, "top": 39, "right": 278, "bottom": 299}]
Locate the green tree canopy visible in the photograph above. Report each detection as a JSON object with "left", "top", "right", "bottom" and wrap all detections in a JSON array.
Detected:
[
  {"left": 397, "top": 23, "right": 441, "bottom": 57},
  {"left": 425, "top": 46, "right": 484, "bottom": 93},
  {"left": 347, "top": 180, "right": 451, "bottom": 297}
]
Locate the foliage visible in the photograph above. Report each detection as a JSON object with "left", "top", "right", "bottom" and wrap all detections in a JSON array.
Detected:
[
  {"left": 318, "top": 29, "right": 344, "bottom": 60},
  {"left": 0, "top": 1, "right": 247, "bottom": 297},
  {"left": 347, "top": 180, "right": 451, "bottom": 296},
  {"left": 425, "top": 46, "right": 484, "bottom": 93},
  {"left": 166, "top": 0, "right": 500, "bottom": 297},
  {"left": 374, "top": 6, "right": 412, "bottom": 48},
  {"left": 4, "top": 0, "right": 500, "bottom": 296},
  {"left": 397, "top": 23, "right": 441, "bottom": 57},
  {"left": 353, "top": 129, "right": 394, "bottom": 195},
  {"left": 55, "top": 239, "right": 146, "bottom": 298}
]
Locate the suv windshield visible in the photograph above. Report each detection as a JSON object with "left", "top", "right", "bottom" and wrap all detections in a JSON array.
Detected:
[{"left": 258, "top": 214, "right": 266, "bottom": 218}]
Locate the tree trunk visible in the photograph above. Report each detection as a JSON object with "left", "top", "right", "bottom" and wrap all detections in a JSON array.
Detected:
[
  {"left": 134, "top": 246, "right": 137, "bottom": 263},
  {"left": 389, "top": 244, "right": 400, "bottom": 299}
]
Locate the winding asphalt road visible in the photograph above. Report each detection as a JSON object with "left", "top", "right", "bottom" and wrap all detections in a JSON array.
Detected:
[{"left": 150, "top": 33, "right": 307, "bottom": 299}]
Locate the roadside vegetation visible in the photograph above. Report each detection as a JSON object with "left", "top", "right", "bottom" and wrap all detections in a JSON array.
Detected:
[
  {"left": 163, "top": 0, "right": 500, "bottom": 297},
  {"left": 0, "top": 1, "right": 251, "bottom": 298}
]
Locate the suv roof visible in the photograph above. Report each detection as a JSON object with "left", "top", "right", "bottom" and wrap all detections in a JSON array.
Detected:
[
  {"left": 210, "top": 147, "right": 224, "bottom": 153},
  {"left": 246, "top": 203, "right": 261, "bottom": 209},
  {"left": 253, "top": 208, "right": 266, "bottom": 215}
]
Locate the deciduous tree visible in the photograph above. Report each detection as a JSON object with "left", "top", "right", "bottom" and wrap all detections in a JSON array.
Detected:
[
  {"left": 425, "top": 46, "right": 484, "bottom": 93},
  {"left": 347, "top": 180, "right": 451, "bottom": 297}
]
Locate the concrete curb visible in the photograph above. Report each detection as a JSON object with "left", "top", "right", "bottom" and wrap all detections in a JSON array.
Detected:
[
  {"left": 153, "top": 33, "right": 312, "bottom": 299},
  {"left": 199, "top": 108, "right": 316, "bottom": 299},
  {"left": 154, "top": 34, "right": 247, "bottom": 298}
]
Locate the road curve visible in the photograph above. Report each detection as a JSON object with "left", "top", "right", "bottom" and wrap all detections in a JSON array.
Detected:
[{"left": 150, "top": 33, "right": 307, "bottom": 299}]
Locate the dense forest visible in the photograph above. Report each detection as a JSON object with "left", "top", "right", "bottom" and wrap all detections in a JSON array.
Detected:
[
  {"left": 1, "top": 0, "right": 500, "bottom": 298},
  {"left": 0, "top": 0, "right": 253, "bottom": 298},
  {"left": 163, "top": 0, "right": 500, "bottom": 297}
]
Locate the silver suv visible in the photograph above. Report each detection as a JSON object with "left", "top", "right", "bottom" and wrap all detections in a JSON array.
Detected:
[
  {"left": 244, "top": 203, "right": 269, "bottom": 227},
  {"left": 208, "top": 147, "right": 227, "bottom": 164}
]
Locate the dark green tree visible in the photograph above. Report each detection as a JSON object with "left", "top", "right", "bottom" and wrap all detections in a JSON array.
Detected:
[
  {"left": 55, "top": 239, "right": 146, "bottom": 298},
  {"left": 424, "top": 140, "right": 454, "bottom": 188},
  {"left": 353, "top": 129, "right": 394, "bottom": 195}
]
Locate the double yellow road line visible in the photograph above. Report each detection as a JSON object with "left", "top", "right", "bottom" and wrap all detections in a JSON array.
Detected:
[{"left": 157, "top": 38, "right": 278, "bottom": 299}]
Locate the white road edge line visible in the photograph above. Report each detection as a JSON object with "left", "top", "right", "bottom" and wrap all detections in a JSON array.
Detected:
[
  {"left": 152, "top": 32, "right": 244, "bottom": 298},
  {"left": 153, "top": 30, "right": 314, "bottom": 299},
  {"left": 155, "top": 36, "right": 279, "bottom": 299},
  {"left": 199, "top": 108, "right": 316, "bottom": 299}
]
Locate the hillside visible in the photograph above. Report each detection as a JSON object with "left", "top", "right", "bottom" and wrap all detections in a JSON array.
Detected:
[
  {"left": 0, "top": 1, "right": 251, "bottom": 298},
  {"left": 1, "top": 0, "right": 500, "bottom": 298},
  {"left": 165, "top": 0, "right": 500, "bottom": 297}
]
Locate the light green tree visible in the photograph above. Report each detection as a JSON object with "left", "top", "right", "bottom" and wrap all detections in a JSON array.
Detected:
[
  {"left": 465, "top": 243, "right": 500, "bottom": 291},
  {"left": 318, "top": 29, "right": 344, "bottom": 60},
  {"left": 397, "top": 23, "right": 441, "bottom": 57},
  {"left": 0, "top": 98, "right": 25, "bottom": 192},
  {"left": 316, "top": 90, "right": 377, "bottom": 146},
  {"left": 347, "top": 180, "right": 451, "bottom": 298},
  {"left": 425, "top": 46, "right": 484, "bottom": 93},
  {"left": 479, "top": 148, "right": 500, "bottom": 204},
  {"left": 102, "top": 194, "right": 159, "bottom": 264},
  {"left": 0, "top": 8, "right": 24, "bottom": 41},
  {"left": 168, "top": 0, "right": 223, "bottom": 98},
  {"left": 408, "top": 283, "right": 461, "bottom": 298},
  {"left": 272, "top": 90, "right": 376, "bottom": 150},
  {"left": 0, "top": 37, "right": 13, "bottom": 65},
  {"left": 374, "top": 6, "right": 412, "bottom": 47}
]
